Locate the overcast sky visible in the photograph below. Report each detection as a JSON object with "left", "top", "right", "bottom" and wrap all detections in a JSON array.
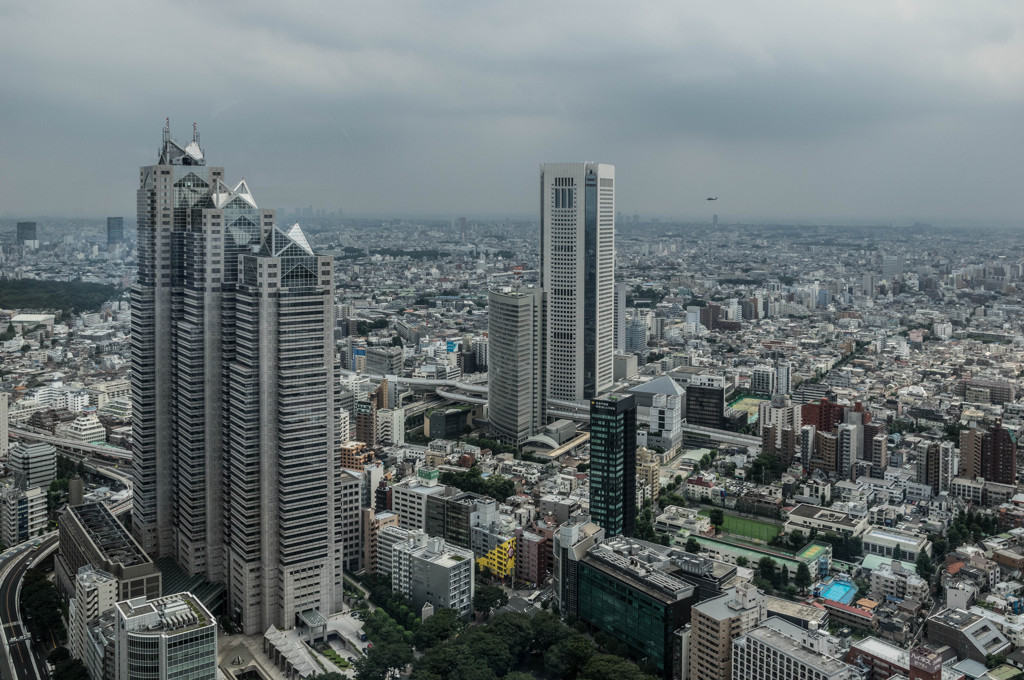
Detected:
[{"left": 2, "top": 1, "right": 1022, "bottom": 223}]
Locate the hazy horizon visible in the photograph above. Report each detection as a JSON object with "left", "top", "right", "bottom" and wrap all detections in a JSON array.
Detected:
[{"left": 2, "top": 1, "right": 1022, "bottom": 224}]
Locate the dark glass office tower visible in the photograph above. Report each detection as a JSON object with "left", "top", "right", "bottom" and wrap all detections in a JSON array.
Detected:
[
  {"left": 16, "top": 221, "right": 37, "bottom": 244},
  {"left": 107, "top": 217, "right": 124, "bottom": 246},
  {"left": 589, "top": 394, "right": 637, "bottom": 537}
]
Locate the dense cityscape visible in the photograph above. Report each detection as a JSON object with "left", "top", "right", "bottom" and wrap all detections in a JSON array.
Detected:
[
  {"left": 0, "top": 122, "right": 1023, "bottom": 680},
  {"left": 2, "top": 0, "right": 1024, "bottom": 678}
]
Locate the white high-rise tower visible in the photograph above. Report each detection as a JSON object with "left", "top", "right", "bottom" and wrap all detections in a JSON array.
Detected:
[{"left": 540, "top": 163, "right": 615, "bottom": 402}]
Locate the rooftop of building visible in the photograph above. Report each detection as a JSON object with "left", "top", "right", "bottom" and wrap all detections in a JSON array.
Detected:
[
  {"left": 929, "top": 607, "right": 980, "bottom": 630},
  {"left": 745, "top": 618, "right": 850, "bottom": 676},
  {"left": 116, "top": 591, "right": 214, "bottom": 635},
  {"left": 850, "top": 636, "right": 910, "bottom": 668},
  {"left": 787, "top": 504, "right": 862, "bottom": 528},
  {"left": 765, "top": 595, "right": 830, "bottom": 625},
  {"left": 68, "top": 502, "right": 152, "bottom": 568},
  {"left": 583, "top": 537, "right": 695, "bottom": 604}
]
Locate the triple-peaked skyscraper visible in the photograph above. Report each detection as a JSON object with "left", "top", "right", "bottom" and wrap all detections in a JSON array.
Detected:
[
  {"left": 131, "top": 122, "right": 339, "bottom": 633},
  {"left": 539, "top": 163, "right": 615, "bottom": 402}
]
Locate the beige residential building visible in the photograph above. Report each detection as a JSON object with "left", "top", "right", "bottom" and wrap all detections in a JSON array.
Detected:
[
  {"left": 362, "top": 509, "right": 400, "bottom": 574},
  {"left": 637, "top": 447, "right": 660, "bottom": 500},
  {"left": 688, "top": 584, "right": 766, "bottom": 680}
]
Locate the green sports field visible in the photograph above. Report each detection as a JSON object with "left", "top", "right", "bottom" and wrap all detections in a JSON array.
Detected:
[{"left": 698, "top": 510, "right": 782, "bottom": 542}]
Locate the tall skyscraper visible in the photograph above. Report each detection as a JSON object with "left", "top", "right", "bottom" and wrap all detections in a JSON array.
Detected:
[
  {"left": 589, "top": 394, "right": 636, "bottom": 537},
  {"left": 132, "top": 121, "right": 272, "bottom": 575},
  {"left": 488, "top": 287, "right": 546, "bottom": 446},
  {"left": 224, "top": 223, "right": 338, "bottom": 632},
  {"left": 132, "top": 123, "right": 339, "bottom": 634},
  {"left": 106, "top": 217, "right": 124, "bottom": 246},
  {"left": 540, "top": 162, "right": 615, "bottom": 401}
]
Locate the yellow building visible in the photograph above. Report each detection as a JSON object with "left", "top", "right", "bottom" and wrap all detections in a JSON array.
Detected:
[{"left": 477, "top": 537, "right": 517, "bottom": 579}]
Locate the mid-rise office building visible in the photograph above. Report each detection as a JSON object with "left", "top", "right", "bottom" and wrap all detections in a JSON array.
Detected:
[
  {"left": 391, "top": 468, "right": 449, "bottom": 531},
  {"left": 487, "top": 287, "right": 546, "bottom": 446},
  {"left": 626, "top": 317, "right": 649, "bottom": 358},
  {"left": 589, "top": 394, "right": 637, "bottom": 537},
  {"left": 56, "top": 502, "right": 162, "bottom": 600},
  {"left": 881, "top": 255, "right": 903, "bottom": 280},
  {"left": 365, "top": 345, "right": 404, "bottom": 377},
  {"left": 7, "top": 440, "right": 56, "bottom": 489},
  {"left": 107, "top": 216, "right": 124, "bottom": 246},
  {"left": 540, "top": 162, "right": 615, "bottom": 401},
  {"left": 0, "top": 484, "right": 46, "bottom": 548},
  {"left": 577, "top": 537, "right": 696, "bottom": 676},
  {"left": 686, "top": 374, "right": 726, "bottom": 430},
  {"left": 115, "top": 592, "right": 217, "bottom": 680}
]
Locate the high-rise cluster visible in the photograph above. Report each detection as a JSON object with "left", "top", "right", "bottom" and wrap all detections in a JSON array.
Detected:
[
  {"left": 488, "top": 162, "right": 616, "bottom": 446},
  {"left": 131, "top": 122, "right": 339, "bottom": 634}
]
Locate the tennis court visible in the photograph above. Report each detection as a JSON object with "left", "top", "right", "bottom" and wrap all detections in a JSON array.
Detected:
[
  {"left": 818, "top": 579, "right": 857, "bottom": 605},
  {"left": 729, "top": 396, "right": 767, "bottom": 423},
  {"left": 699, "top": 510, "right": 781, "bottom": 542}
]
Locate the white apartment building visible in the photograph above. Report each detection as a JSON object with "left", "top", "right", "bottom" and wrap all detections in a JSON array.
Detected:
[
  {"left": 391, "top": 468, "right": 448, "bottom": 531},
  {"left": 733, "top": 617, "right": 853, "bottom": 680},
  {"left": 69, "top": 566, "right": 117, "bottom": 664},
  {"left": 375, "top": 407, "right": 406, "bottom": 447},
  {"left": 869, "top": 561, "right": 930, "bottom": 603},
  {"left": 387, "top": 530, "right": 474, "bottom": 619}
]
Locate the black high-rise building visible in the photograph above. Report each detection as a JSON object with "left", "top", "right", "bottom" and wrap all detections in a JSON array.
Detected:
[
  {"left": 107, "top": 217, "right": 124, "bottom": 246},
  {"left": 16, "top": 221, "right": 37, "bottom": 244},
  {"left": 589, "top": 394, "right": 637, "bottom": 537},
  {"left": 685, "top": 375, "right": 726, "bottom": 430}
]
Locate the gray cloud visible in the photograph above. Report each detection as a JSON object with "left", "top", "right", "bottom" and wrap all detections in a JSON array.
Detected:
[{"left": 1, "top": 0, "right": 1022, "bottom": 222}]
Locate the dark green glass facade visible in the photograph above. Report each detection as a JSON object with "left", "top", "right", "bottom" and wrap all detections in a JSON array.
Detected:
[
  {"left": 577, "top": 558, "right": 692, "bottom": 675},
  {"left": 589, "top": 394, "right": 637, "bottom": 537}
]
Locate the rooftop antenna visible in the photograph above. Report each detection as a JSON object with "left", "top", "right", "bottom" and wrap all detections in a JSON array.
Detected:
[
  {"left": 193, "top": 121, "right": 198, "bottom": 144},
  {"left": 163, "top": 117, "right": 170, "bottom": 145}
]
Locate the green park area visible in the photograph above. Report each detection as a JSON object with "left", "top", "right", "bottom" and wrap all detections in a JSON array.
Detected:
[{"left": 698, "top": 509, "right": 781, "bottom": 542}]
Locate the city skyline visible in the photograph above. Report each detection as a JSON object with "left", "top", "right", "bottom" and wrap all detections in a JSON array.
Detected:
[{"left": 1, "top": 2, "right": 1023, "bottom": 223}]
